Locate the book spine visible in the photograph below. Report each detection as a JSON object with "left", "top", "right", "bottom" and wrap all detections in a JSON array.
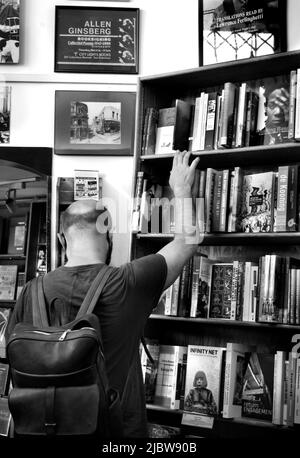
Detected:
[
  {"left": 258, "top": 255, "right": 270, "bottom": 322},
  {"left": 288, "top": 70, "right": 297, "bottom": 140},
  {"left": 191, "top": 94, "right": 204, "bottom": 152},
  {"left": 295, "top": 68, "right": 300, "bottom": 141},
  {"left": 190, "top": 255, "right": 201, "bottom": 318},
  {"left": 286, "top": 164, "right": 298, "bottom": 232},
  {"left": 170, "top": 276, "right": 180, "bottom": 316},
  {"left": 272, "top": 351, "right": 286, "bottom": 425},
  {"left": 287, "top": 352, "right": 297, "bottom": 427},
  {"left": 236, "top": 261, "right": 245, "bottom": 321},
  {"left": 230, "top": 260, "right": 239, "bottom": 320},
  {"left": 220, "top": 82, "right": 236, "bottom": 147},
  {"left": 294, "top": 358, "right": 300, "bottom": 424},
  {"left": 211, "top": 170, "right": 223, "bottom": 232},
  {"left": 204, "top": 92, "right": 218, "bottom": 150},
  {"left": 204, "top": 168, "right": 216, "bottom": 233},
  {"left": 131, "top": 172, "right": 145, "bottom": 232},
  {"left": 242, "top": 261, "right": 252, "bottom": 322},
  {"left": 214, "top": 92, "right": 223, "bottom": 149},
  {"left": 141, "top": 108, "right": 150, "bottom": 155},
  {"left": 295, "top": 269, "right": 300, "bottom": 324},
  {"left": 249, "top": 265, "right": 259, "bottom": 322},
  {"left": 289, "top": 268, "right": 297, "bottom": 324},
  {"left": 229, "top": 166, "right": 242, "bottom": 232},
  {"left": 219, "top": 169, "right": 229, "bottom": 232},
  {"left": 235, "top": 82, "right": 247, "bottom": 148},
  {"left": 144, "top": 108, "right": 159, "bottom": 155},
  {"left": 274, "top": 165, "right": 288, "bottom": 232},
  {"left": 199, "top": 92, "right": 209, "bottom": 150}
]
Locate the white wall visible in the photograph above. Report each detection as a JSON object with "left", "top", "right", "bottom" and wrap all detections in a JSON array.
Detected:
[{"left": 1, "top": 0, "right": 299, "bottom": 266}]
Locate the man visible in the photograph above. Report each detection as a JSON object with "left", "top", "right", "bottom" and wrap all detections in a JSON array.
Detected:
[{"left": 7, "top": 150, "right": 200, "bottom": 438}]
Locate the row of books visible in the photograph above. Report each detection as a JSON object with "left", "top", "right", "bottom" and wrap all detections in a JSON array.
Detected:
[
  {"left": 154, "top": 254, "right": 300, "bottom": 325},
  {"left": 132, "top": 164, "right": 300, "bottom": 234},
  {"left": 141, "top": 70, "right": 300, "bottom": 156},
  {"left": 140, "top": 340, "right": 300, "bottom": 427}
]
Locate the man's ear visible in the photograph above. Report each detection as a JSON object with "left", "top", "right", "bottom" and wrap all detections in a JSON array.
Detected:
[
  {"left": 95, "top": 208, "right": 112, "bottom": 234},
  {"left": 57, "top": 232, "right": 66, "bottom": 250}
]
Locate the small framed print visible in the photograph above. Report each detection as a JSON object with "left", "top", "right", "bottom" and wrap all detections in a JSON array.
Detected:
[
  {"left": 54, "top": 90, "right": 136, "bottom": 156},
  {"left": 54, "top": 6, "right": 139, "bottom": 74}
]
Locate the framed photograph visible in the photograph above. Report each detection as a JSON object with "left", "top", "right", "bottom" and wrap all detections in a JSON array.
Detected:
[
  {"left": 54, "top": 90, "right": 136, "bottom": 156},
  {"left": 199, "top": 0, "right": 287, "bottom": 66},
  {"left": 0, "top": 86, "right": 11, "bottom": 144},
  {"left": 54, "top": 6, "right": 139, "bottom": 74},
  {"left": 0, "top": 0, "right": 20, "bottom": 64}
]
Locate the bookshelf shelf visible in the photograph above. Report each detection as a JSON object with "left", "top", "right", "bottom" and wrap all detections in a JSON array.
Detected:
[
  {"left": 149, "top": 314, "right": 300, "bottom": 330},
  {"left": 0, "top": 255, "right": 26, "bottom": 261},
  {"left": 136, "top": 232, "right": 300, "bottom": 246},
  {"left": 132, "top": 50, "right": 300, "bottom": 439}
]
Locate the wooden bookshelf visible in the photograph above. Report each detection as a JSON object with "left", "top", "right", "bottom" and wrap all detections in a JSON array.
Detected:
[{"left": 131, "top": 50, "right": 300, "bottom": 438}]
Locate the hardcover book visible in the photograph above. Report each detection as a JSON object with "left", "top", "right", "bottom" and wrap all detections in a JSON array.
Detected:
[
  {"left": 183, "top": 344, "right": 225, "bottom": 416},
  {"left": 154, "top": 345, "right": 188, "bottom": 409},
  {"left": 202, "top": 0, "right": 287, "bottom": 66},
  {"left": 155, "top": 100, "right": 192, "bottom": 155},
  {"left": 0, "top": 307, "right": 11, "bottom": 358},
  {"left": 190, "top": 255, "right": 212, "bottom": 318},
  {"left": 140, "top": 339, "right": 160, "bottom": 404},
  {"left": 241, "top": 352, "right": 275, "bottom": 421},
  {"left": 236, "top": 170, "right": 276, "bottom": 233}
]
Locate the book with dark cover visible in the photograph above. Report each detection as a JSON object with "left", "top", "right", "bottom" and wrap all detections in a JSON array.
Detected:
[
  {"left": 190, "top": 255, "right": 212, "bottom": 318},
  {"left": 140, "top": 339, "right": 160, "bottom": 404},
  {"left": 209, "top": 263, "right": 233, "bottom": 319},
  {"left": 143, "top": 107, "right": 159, "bottom": 155},
  {"left": 257, "top": 74, "right": 291, "bottom": 146},
  {"left": 236, "top": 170, "right": 276, "bottom": 233},
  {"left": 204, "top": 91, "right": 218, "bottom": 149},
  {"left": 202, "top": 0, "right": 287, "bottom": 66},
  {"left": 155, "top": 99, "right": 192, "bottom": 154},
  {"left": 242, "top": 352, "right": 275, "bottom": 421}
]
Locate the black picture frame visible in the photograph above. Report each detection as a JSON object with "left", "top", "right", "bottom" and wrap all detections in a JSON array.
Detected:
[
  {"left": 54, "top": 6, "right": 139, "bottom": 74},
  {"left": 199, "top": 0, "right": 287, "bottom": 66},
  {"left": 54, "top": 90, "right": 136, "bottom": 156}
]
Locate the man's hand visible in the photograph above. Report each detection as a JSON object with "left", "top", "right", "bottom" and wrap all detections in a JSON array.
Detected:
[{"left": 169, "top": 150, "right": 199, "bottom": 198}]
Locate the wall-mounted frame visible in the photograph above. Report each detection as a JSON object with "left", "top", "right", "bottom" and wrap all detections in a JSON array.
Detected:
[
  {"left": 0, "top": 0, "right": 20, "bottom": 64},
  {"left": 54, "top": 6, "right": 139, "bottom": 74},
  {"left": 54, "top": 90, "right": 136, "bottom": 156},
  {"left": 199, "top": 0, "right": 287, "bottom": 66}
]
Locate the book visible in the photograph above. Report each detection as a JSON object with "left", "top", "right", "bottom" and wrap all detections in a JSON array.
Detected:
[
  {"left": 234, "top": 82, "right": 248, "bottom": 148},
  {"left": 223, "top": 343, "right": 253, "bottom": 418},
  {"left": 274, "top": 165, "right": 289, "bottom": 232},
  {"left": 154, "top": 345, "right": 188, "bottom": 409},
  {"left": 294, "top": 357, "right": 300, "bottom": 424},
  {"left": 183, "top": 345, "right": 224, "bottom": 416},
  {"left": 202, "top": 0, "right": 286, "bottom": 65},
  {"left": 148, "top": 423, "right": 181, "bottom": 438},
  {"left": 204, "top": 92, "right": 218, "bottom": 150},
  {"left": 0, "top": 264, "right": 18, "bottom": 301},
  {"left": 131, "top": 171, "right": 145, "bottom": 232},
  {"left": 286, "top": 164, "right": 298, "bottom": 232},
  {"left": 288, "top": 69, "right": 297, "bottom": 140},
  {"left": 257, "top": 74, "right": 290, "bottom": 146},
  {"left": 190, "top": 255, "right": 212, "bottom": 318},
  {"left": 140, "top": 339, "right": 160, "bottom": 404},
  {"left": 7, "top": 215, "right": 27, "bottom": 254},
  {"left": 0, "top": 397, "right": 11, "bottom": 437},
  {"left": 0, "top": 362, "right": 9, "bottom": 396},
  {"left": 155, "top": 100, "right": 192, "bottom": 154},
  {"left": 241, "top": 352, "right": 275, "bottom": 421},
  {"left": 143, "top": 107, "right": 159, "bottom": 155},
  {"left": 0, "top": 307, "right": 11, "bottom": 358},
  {"left": 272, "top": 350, "right": 286, "bottom": 425},
  {"left": 219, "top": 82, "right": 237, "bottom": 148},
  {"left": 236, "top": 170, "right": 276, "bottom": 233},
  {"left": 209, "top": 263, "right": 233, "bottom": 319}
]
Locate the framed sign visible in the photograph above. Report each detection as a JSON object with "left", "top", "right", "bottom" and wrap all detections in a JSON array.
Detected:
[
  {"left": 199, "top": 0, "right": 287, "bottom": 66},
  {"left": 54, "top": 6, "right": 139, "bottom": 74},
  {"left": 54, "top": 90, "right": 136, "bottom": 156}
]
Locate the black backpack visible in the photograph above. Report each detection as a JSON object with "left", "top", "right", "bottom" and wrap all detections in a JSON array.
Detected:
[{"left": 6, "top": 265, "right": 124, "bottom": 438}]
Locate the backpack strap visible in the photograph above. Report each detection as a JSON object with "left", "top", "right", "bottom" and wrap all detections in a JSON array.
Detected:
[
  {"left": 76, "top": 264, "right": 113, "bottom": 319},
  {"left": 31, "top": 276, "right": 50, "bottom": 328}
]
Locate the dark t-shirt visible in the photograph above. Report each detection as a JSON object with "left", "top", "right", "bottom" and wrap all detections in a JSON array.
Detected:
[{"left": 7, "top": 253, "right": 167, "bottom": 437}]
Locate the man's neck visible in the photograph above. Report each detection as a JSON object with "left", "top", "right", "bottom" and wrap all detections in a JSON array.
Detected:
[{"left": 64, "top": 250, "right": 106, "bottom": 267}]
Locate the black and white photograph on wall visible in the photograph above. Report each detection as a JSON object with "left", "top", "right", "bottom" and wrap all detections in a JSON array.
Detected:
[
  {"left": 55, "top": 90, "right": 136, "bottom": 155},
  {"left": 55, "top": 6, "right": 139, "bottom": 73},
  {"left": 0, "top": 85, "right": 11, "bottom": 144},
  {"left": 0, "top": 0, "right": 19, "bottom": 64},
  {"left": 199, "top": 0, "right": 287, "bottom": 65},
  {"left": 70, "top": 101, "right": 121, "bottom": 145}
]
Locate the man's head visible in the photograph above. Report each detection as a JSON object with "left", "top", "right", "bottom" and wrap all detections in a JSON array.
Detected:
[
  {"left": 58, "top": 200, "right": 113, "bottom": 265},
  {"left": 264, "top": 86, "right": 289, "bottom": 129}
]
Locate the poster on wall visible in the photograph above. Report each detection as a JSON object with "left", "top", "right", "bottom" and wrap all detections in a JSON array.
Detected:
[
  {"left": 199, "top": 0, "right": 287, "bottom": 66},
  {"left": 54, "top": 6, "right": 139, "bottom": 74},
  {"left": 0, "top": 86, "right": 11, "bottom": 144},
  {"left": 54, "top": 90, "right": 136, "bottom": 156},
  {"left": 0, "top": 0, "right": 20, "bottom": 64}
]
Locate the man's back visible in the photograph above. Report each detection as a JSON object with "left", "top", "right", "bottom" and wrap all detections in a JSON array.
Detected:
[{"left": 8, "top": 254, "right": 167, "bottom": 437}]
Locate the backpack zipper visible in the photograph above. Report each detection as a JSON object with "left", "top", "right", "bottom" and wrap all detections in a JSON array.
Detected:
[{"left": 20, "top": 327, "right": 95, "bottom": 341}]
